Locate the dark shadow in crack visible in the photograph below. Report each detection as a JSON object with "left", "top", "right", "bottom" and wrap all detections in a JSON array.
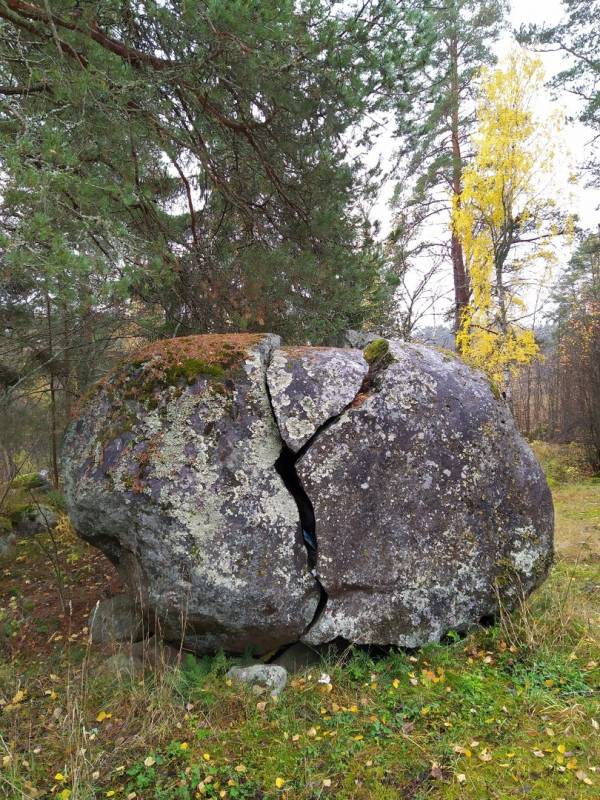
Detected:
[{"left": 274, "top": 444, "right": 328, "bottom": 633}]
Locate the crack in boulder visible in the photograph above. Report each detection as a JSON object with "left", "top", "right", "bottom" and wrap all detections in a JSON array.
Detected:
[{"left": 265, "top": 340, "right": 398, "bottom": 636}]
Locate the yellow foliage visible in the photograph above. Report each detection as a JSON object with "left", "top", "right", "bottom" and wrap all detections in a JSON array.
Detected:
[{"left": 452, "top": 49, "right": 569, "bottom": 386}]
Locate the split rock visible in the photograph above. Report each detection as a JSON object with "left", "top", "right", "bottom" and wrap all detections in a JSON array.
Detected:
[
  {"left": 63, "top": 333, "right": 553, "bottom": 654},
  {"left": 267, "top": 346, "right": 368, "bottom": 451},
  {"left": 63, "top": 334, "right": 319, "bottom": 655},
  {"left": 297, "top": 339, "right": 553, "bottom": 648}
]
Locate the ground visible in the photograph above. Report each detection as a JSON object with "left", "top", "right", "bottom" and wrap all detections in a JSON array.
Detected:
[{"left": 0, "top": 443, "right": 598, "bottom": 800}]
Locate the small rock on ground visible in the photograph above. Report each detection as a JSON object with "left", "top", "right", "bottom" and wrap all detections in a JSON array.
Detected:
[
  {"left": 227, "top": 665, "right": 288, "bottom": 696},
  {"left": 12, "top": 504, "right": 57, "bottom": 537},
  {"left": 98, "top": 653, "right": 144, "bottom": 681},
  {"left": 88, "top": 594, "right": 148, "bottom": 644}
]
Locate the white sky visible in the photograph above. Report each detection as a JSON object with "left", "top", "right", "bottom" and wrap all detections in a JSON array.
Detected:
[{"left": 370, "top": 0, "right": 600, "bottom": 332}]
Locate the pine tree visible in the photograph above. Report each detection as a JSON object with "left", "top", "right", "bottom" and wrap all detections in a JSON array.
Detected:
[
  {"left": 0, "top": 0, "right": 429, "bottom": 344},
  {"left": 519, "top": 0, "right": 600, "bottom": 183},
  {"left": 392, "top": 0, "right": 507, "bottom": 333}
]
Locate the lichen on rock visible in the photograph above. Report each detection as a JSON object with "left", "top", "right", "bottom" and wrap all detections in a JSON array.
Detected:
[{"left": 63, "top": 333, "right": 554, "bottom": 655}]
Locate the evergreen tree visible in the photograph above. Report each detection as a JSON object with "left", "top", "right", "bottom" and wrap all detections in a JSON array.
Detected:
[
  {"left": 392, "top": 0, "right": 507, "bottom": 333},
  {"left": 0, "top": 0, "right": 429, "bottom": 344},
  {"left": 519, "top": 0, "right": 600, "bottom": 183}
]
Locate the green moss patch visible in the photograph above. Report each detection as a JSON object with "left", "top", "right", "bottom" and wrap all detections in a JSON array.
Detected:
[{"left": 363, "top": 338, "right": 390, "bottom": 365}]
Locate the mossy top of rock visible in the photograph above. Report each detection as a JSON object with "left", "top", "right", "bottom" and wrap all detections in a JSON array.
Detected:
[
  {"left": 85, "top": 334, "right": 265, "bottom": 414},
  {"left": 363, "top": 338, "right": 395, "bottom": 371},
  {"left": 128, "top": 333, "right": 262, "bottom": 376}
]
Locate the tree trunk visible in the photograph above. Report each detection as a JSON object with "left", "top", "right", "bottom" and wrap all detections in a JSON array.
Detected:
[
  {"left": 45, "top": 294, "right": 60, "bottom": 489},
  {"left": 449, "top": 33, "right": 469, "bottom": 340}
]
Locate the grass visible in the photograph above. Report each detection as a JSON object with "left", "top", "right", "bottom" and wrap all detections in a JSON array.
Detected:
[{"left": 0, "top": 446, "right": 599, "bottom": 799}]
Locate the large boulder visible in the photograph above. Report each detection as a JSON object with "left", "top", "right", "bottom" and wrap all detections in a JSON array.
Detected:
[{"left": 63, "top": 334, "right": 553, "bottom": 654}]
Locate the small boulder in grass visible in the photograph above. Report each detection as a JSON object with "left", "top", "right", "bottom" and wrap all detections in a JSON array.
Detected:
[
  {"left": 227, "top": 665, "right": 288, "bottom": 697},
  {"left": 11, "top": 504, "right": 57, "bottom": 537},
  {"left": 99, "top": 652, "right": 144, "bottom": 682},
  {"left": 88, "top": 594, "right": 148, "bottom": 644}
]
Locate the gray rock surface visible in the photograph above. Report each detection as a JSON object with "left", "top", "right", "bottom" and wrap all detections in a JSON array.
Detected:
[
  {"left": 297, "top": 339, "right": 553, "bottom": 648},
  {"left": 63, "top": 333, "right": 553, "bottom": 655},
  {"left": 99, "top": 652, "right": 144, "bottom": 681},
  {"left": 227, "top": 664, "right": 288, "bottom": 696},
  {"left": 130, "top": 635, "right": 181, "bottom": 668},
  {"left": 267, "top": 347, "right": 368, "bottom": 451},
  {"left": 64, "top": 334, "right": 319, "bottom": 655},
  {"left": 89, "top": 594, "right": 147, "bottom": 644}
]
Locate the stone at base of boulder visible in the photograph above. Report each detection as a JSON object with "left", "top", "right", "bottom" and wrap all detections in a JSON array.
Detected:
[
  {"left": 271, "top": 642, "right": 323, "bottom": 673},
  {"left": 130, "top": 636, "right": 181, "bottom": 669},
  {"left": 89, "top": 594, "right": 148, "bottom": 644},
  {"left": 227, "top": 665, "right": 288, "bottom": 697},
  {"left": 98, "top": 653, "right": 144, "bottom": 681}
]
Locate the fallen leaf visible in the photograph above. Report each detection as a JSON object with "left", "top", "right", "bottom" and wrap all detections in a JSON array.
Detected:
[
  {"left": 431, "top": 763, "right": 443, "bottom": 779},
  {"left": 576, "top": 770, "right": 593, "bottom": 785}
]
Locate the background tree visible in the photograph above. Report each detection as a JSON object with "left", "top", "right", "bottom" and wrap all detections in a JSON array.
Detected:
[
  {"left": 552, "top": 231, "right": 600, "bottom": 468},
  {"left": 453, "top": 50, "right": 570, "bottom": 388},
  {"left": 519, "top": 0, "right": 600, "bottom": 182},
  {"left": 0, "top": 0, "right": 431, "bottom": 343},
  {"left": 391, "top": 0, "right": 507, "bottom": 334},
  {"left": 0, "top": 0, "right": 432, "bottom": 475}
]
